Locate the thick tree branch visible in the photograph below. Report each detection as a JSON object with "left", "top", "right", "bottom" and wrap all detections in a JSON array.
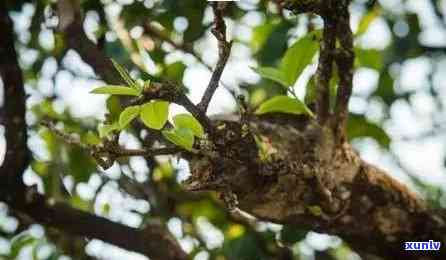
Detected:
[
  {"left": 185, "top": 115, "right": 446, "bottom": 259},
  {"left": 5, "top": 1, "right": 443, "bottom": 259},
  {"left": 0, "top": 1, "right": 28, "bottom": 197},
  {"left": 11, "top": 191, "right": 187, "bottom": 260}
]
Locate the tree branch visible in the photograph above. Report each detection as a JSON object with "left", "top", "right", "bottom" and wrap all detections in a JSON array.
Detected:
[
  {"left": 143, "top": 21, "right": 238, "bottom": 99},
  {"left": 314, "top": 14, "right": 336, "bottom": 123},
  {"left": 198, "top": 2, "right": 232, "bottom": 112},
  {"left": 56, "top": 0, "right": 119, "bottom": 84},
  {"left": 186, "top": 115, "right": 446, "bottom": 259},
  {"left": 10, "top": 191, "right": 187, "bottom": 260},
  {"left": 0, "top": 2, "right": 188, "bottom": 259},
  {"left": 333, "top": 1, "right": 355, "bottom": 137},
  {"left": 0, "top": 1, "right": 28, "bottom": 197}
]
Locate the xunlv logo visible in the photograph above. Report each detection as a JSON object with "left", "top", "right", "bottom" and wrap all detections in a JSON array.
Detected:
[{"left": 404, "top": 240, "right": 441, "bottom": 251}]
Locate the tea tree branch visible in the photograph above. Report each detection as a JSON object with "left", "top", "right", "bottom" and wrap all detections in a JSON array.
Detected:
[{"left": 198, "top": 2, "right": 233, "bottom": 112}]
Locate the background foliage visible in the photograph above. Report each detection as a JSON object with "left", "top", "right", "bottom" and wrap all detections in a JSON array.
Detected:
[{"left": 1, "top": 0, "right": 446, "bottom": 259}]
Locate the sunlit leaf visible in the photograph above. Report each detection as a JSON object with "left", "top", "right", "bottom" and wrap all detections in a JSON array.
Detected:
[
  {"left": 98, "top": 122, "right": 120, "bottom": 138},
  {"left": 173, "top": 113, "right": 204, "bottom": 138},
  {"left": 355, "top": 48, "right": 383, "bottom": 70},
  {"left": 255, "top": 95, "right": 314, "bottom": 117},
  {"left": 106, "top": 96, "right": 123, "bottom": 122},
  {"left": 111, "top": 59, "right": 141, "bottom": 90},
  {"left": 255, "top": 67, "right": 289, "bottom": 87},
  {"left": 251, "top": 21, "right": 276, "bottom": 52},
  {"left": 162, "top": 127, "right": 194, "bottom": 151},
  {"left": 280, "top": 30, "right": 320, "bottom": 85},
  {"left": 90, "top": 85, "right": 141, "bottom": 96},
  {"left": 82, "top": 131, "right": 101, "bottom": 145},
  {"left": 119, "top": 105, "right": 141, "bottom": 129},
  {"left": 140, "top": 100, "right": 169, "bottom": 130},
  {"left": 164, "top": 61, "right": 186, "bottom": 82}
]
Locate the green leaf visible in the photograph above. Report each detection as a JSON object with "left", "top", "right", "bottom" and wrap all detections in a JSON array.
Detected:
[
  {"left": 106, "top": 96, "right": 123, "bottom": 121},
  {"left": 355, "top": 48, "right": 383, "bottom": 70},
  {"left": 280, "top": 31, "right": 320, "bottom": 86},
  {"left": 255, "top": 67, "right": 289, "bottom": 87},
  {"left": 164, "top": 61, "right": 186, "bottom": 82},
  {"left": 356, "top": 8, "right": 380, "bottom": 36},
  {"left": 140, "top": 100, "right": 169, "bottom": 130},
  {"left": 255, "top": 31, "right": 320, "bottom": 87},
  {"left": 119, "top": 105, "right": 141, "bottom": 129},
  {"left": 10, "top": 234, "right": 37, "bottom": 258},
  {"left": 251, "top": 22, "right": 276, "bottom": 52},
  {"left": 347, "top": 114, "right": 391, "bottom": 149},
  {"left": 111, "top": 59, "right": 141, "bottom": 90},
  {"left": 255, "top": 95, "right": 314, "bottom": 117},
  {"left": 162, "top": 128, "right": 194, "bottom": 151},
  {"left": 82, "top": 131, "right": 101, "bottom": 146},
  {"left": 98, "top": 122, "right": 120, "bottom": 138},
  {"left": 173, "top": 114, "right": 204, "bottom": 138},
  {"left": 91, "top": 85, "right": 141, "bottom": 96}
]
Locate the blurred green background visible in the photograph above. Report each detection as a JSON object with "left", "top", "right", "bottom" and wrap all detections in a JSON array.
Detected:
[{"left": 1, "top": 0, "right": 446, "bottom": 259}]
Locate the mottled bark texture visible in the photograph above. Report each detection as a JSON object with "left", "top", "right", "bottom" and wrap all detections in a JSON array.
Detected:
[
  {"left": 180, "top": 0, "right": 446, "bottom": 259},
  {"left": 185, "top": 115, "right": 446, "bottom": 259}
]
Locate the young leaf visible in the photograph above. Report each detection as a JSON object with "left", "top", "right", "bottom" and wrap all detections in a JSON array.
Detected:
[
  {"left": 140, "top": 100, "right": 169, "bottom": 130},
  {"left": 162, "top": 128, "right": 195, "bottom": 151},
  {"left": 98, "top": 122, "right": 120, "bottom": 138},
  {"left": 255, "top": 95, "right": 314, "bottom": 117},
  {"left": 119, "top": 105, "right": 141, "bottom": 129},
  {"left": 173, "top": 114, "right": 204, "bottom": 138},
  {"left": 111, "top": 59, "right": 140, "bottom": 90},
  {"left": 279, "top": 31, "right": 320, "bottom": 86},
  {"left": 255, "top": 67, "right": 289, "bottom": 87},
  {"left": 91, "top": 85, "right": 141, "bottom": 96}
]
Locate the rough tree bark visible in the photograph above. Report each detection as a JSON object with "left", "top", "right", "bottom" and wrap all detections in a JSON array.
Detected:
[{"left": 1, "top": 0, "right": 445, "bottom": 260}]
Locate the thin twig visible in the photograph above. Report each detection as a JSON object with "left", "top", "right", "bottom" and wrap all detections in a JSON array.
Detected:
[
  {"left": 41, "top": 120, "right": 182, "bottom": 169},
  {"left": 144, "top": 22, "right": 238, "bottom": 99},
  {"left": 40, "top": 120, "right": 87, "bottom": 149},
  {"left": 144, "top": 23, "right": 206, "bottom": 65},
  {"left": 198, "top": 2, "right": 233, "bottom": 112},
  {"left": 141, "top": 81, "right": 215, "bottom": 136},
  {"left": 113, "top": 147, "right": 179, "bottom": 157}
]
